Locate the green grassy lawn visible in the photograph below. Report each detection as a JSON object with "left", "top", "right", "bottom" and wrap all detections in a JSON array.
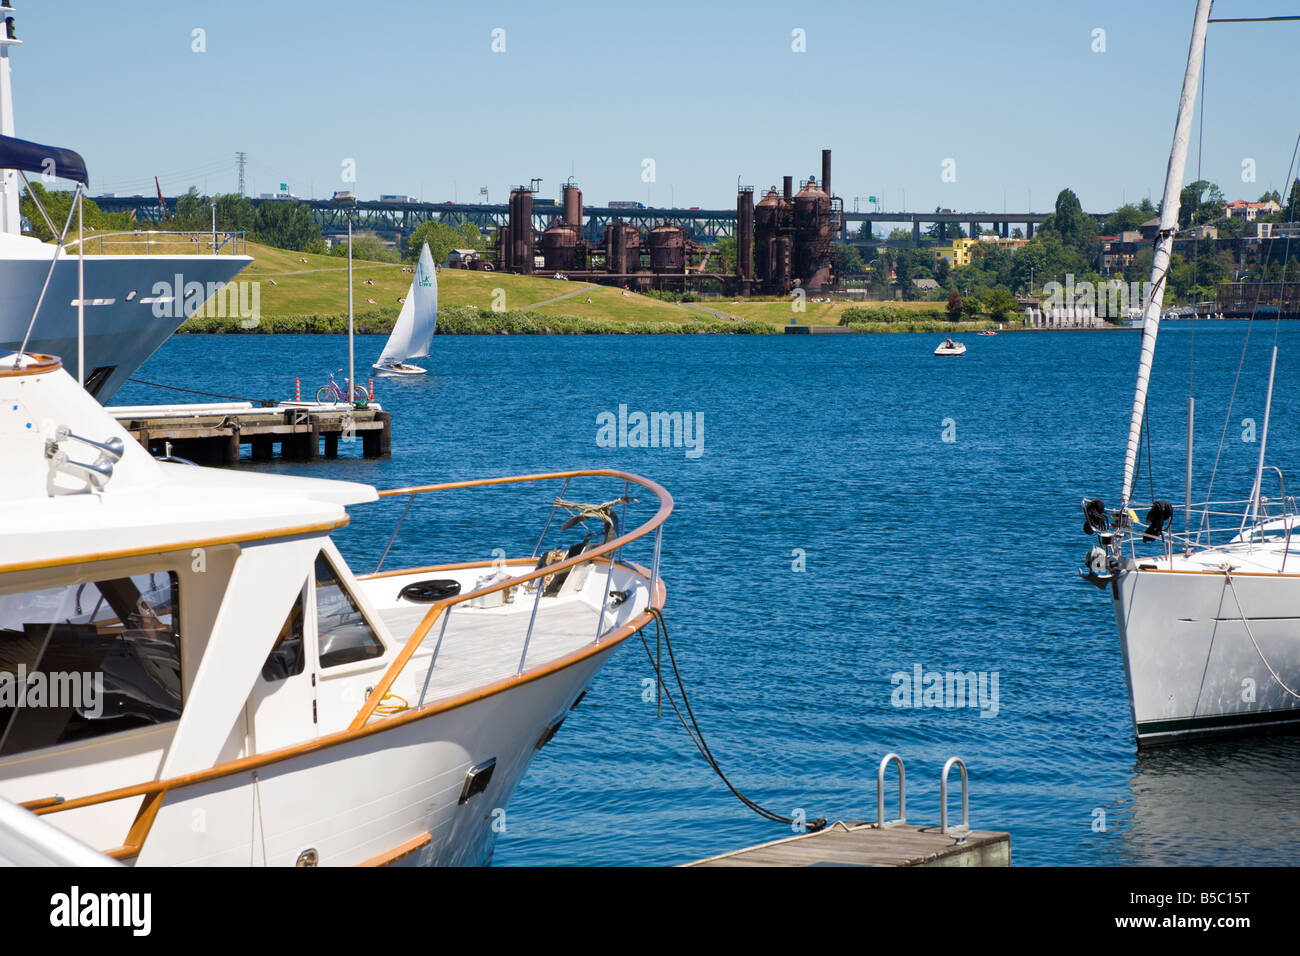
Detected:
[
  {"left": 239, "top": 242, "right": 699, "bottom": 324},
  {"left": 217, "top": 242, "right": 994, "bottom": 332}
]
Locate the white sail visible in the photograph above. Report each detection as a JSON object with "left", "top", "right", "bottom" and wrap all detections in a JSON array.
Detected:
[
  {"left": 1119, "top": 0, "right": 1212, "bottom": 507},
  {"left": 377, "top": 241, "right": 437, "bottom": 366}
]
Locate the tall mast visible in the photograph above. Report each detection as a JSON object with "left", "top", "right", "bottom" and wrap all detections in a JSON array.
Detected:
[
  {"left": 1119, "top": 0, "right": 1213, "bottom": 508},
  {"left": 0, "top": 5, "right": 22, "bottom": 235}
]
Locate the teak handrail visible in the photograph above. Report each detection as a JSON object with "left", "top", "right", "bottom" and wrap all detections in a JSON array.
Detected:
[{"left": 350, "top": 469, "right": 672, "bottom": 730}]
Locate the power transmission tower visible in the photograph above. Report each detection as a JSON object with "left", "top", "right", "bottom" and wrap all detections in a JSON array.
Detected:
[{"left": 235, "top": 151, "right": 247, "bottom": 196}]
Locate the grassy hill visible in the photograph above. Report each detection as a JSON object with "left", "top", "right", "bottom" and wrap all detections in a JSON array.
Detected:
[{"left": 184, "top": 240, "right": 989, "bottom": 333}]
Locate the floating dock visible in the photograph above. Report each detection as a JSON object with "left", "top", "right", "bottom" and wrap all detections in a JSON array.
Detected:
[
  {"left": 687, "top": 754, "right": 1009, "bottom": 867},
  {"left": 109, "top": 402, "right": 391, "bottom": 464},
  {"left": 782, "top": 324, "right": 855, "bottom": 334},
  {"left": 686, "top": 821, "right": 1010, "bottom": 867}
]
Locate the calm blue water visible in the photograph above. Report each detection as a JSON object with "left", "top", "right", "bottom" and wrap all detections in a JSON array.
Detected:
[{"left": 114, "top": 323, "right": 1300, "bottom": 866}]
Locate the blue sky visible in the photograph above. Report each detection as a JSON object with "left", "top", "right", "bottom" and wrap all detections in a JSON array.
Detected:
[{"left": 11, "top": 0, "right": 1299, "bottom": 213}]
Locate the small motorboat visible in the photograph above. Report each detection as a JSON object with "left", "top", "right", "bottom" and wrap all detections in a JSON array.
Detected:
[{"left": 934, "top": 338, "right": 966, "bottom": 356}]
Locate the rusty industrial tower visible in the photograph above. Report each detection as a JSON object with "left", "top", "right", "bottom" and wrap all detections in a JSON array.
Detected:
[{"left": 488, "top": 149, "right": 842, "bottom": 296}]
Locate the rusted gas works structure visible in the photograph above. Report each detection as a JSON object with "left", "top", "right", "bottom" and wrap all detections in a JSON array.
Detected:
[
  {"left": 497, "top": 179, "right": 702, "bottom": 290},
  {"left": 494, "top": 147, "right": 842, "bottom": 294},
  {"left": 736, "top": 149, "right": 842, "bottom": 296}
]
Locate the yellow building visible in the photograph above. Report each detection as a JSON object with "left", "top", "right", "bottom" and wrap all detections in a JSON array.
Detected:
[
  {"left": 940, "top": 238, "right": 979, "bottom": 267},
  {"left": 939, "top": 236, "right": 1027, "bottom": 268}
]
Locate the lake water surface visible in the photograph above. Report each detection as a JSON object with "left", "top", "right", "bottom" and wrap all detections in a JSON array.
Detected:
[{"left": 114, "top": 322, "right": 1300, "bottom": 865}]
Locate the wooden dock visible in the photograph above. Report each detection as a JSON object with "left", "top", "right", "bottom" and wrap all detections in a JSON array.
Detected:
[
  {"left": 686, "top": 821, "right": 1010, "bottom": 868},
  {"left": 110, "top": 402, "right": 391, "bottom": 465}
]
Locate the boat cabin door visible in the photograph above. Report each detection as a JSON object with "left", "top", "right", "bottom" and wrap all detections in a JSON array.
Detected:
[{"left": 248, "top": 581, "right": 318, "bottom": 754}]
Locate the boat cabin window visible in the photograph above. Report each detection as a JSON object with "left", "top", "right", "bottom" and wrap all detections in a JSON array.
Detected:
[
  {"left": 261, "top": 588, "right": 307, "bottom": 682},
  {"left": 0, "top": 572, "right": 182, "bottom": 757},
  {"left": 315, "top": 555, "right": 384, "bottom": 668}
]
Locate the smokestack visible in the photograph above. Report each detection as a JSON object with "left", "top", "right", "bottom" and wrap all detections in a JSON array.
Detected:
[
  {"left": 782, "top": 176, "right": 792, "bottom": 201},
  {"left": 737, "top": 189, "right": 753, "bottom": 284},
  {"left": 821, "top": 149, "right": 832, "bottom": 197}
]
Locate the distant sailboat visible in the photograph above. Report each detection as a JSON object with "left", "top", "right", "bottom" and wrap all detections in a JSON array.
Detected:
[{"left": 374, "top": 241, "right": 437, "bottom": 375}]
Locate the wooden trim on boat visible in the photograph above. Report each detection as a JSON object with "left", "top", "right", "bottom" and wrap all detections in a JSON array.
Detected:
[
  {"left": 0, "top": 518, "right": 349, "bottom": 576},
  {"left": 0, "top": 353, "right": 61, "bottom": 377},
  {"left": 358, "top": 831, "right": 433, "bottom": 867},
  {"left": 1137, "top": 567, "right": 1300, "bottom": 578},
  {"left": 349, "top": 471, "right": 672, "bottom": 731},
  {"left": 358, "top": 557, "right": 537, "bottom": 582},
  {"left": 104, "top": 790, "right": 166, "bottom": 861}
]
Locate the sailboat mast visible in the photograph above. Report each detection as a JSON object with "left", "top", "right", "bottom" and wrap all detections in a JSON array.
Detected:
[
  {"left": 0, "top": 6, "right": 22, "bottom": 235},
  {"left": 1119, "top": 0, "right": 1213, "bottom": 509}
]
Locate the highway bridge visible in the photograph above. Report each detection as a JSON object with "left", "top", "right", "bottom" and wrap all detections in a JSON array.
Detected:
[{"left": 92, "top": 195, "right": 1104, "bottom": 247}]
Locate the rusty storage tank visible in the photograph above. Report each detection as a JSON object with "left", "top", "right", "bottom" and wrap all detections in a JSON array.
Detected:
[
  {"left": 604, "top": 221, "right": 641, "bottom": 276},
  {"left": 562, "top": 183, "right": 583, "bottom": 228},
  {"left": 648, "top": 223, "right": 687, "bottom": 273},
  {"left": 541, "top": 223, "right": 581, "bottom": 271},
  {"left": 793, "top": 177, "right": 833, "bottom": 291},
  {"left": 510, "top": 188, "right": 535, "bottom": 274}
]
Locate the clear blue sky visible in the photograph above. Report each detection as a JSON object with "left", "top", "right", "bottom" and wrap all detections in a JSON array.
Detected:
[{"left": 11, "top": 0, "right": 1299, "bottom": 213}]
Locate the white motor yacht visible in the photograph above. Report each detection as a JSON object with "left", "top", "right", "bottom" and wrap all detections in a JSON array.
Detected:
[{"left": 0, "top": 352, "right": 671, "bottom": 865}]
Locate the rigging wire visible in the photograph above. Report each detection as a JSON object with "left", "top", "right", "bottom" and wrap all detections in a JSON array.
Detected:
[
  {"left": 635, "top": 608, "right": 827, "bottom": 832},
  {"left": 126, "top": 377, "right": 278, "bottom": 406},
  {"left": 1197, "top": 129, "right": 1300, "bottom": 539}
]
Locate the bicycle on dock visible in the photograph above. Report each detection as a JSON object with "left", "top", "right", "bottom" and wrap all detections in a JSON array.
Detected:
[{"left": 317, "top": 369, "right": 369, "bottom": 405}]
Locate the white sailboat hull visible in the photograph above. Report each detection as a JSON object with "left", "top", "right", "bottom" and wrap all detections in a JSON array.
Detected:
[
  {"left": 1113, "top": 567, "right": 1300, "bottom": 744},
  {"left": 371, "top": 362, "right": 427, "bottom": 376}
]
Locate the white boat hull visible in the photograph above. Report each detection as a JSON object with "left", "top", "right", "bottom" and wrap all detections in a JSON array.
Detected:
[
  {"left": 372, "top": 363, "right": 426, "bottom": 376},
  {"left": 131, "top": 650, "right": 610, "bottom": 866},
  {"left": 1113, "top": 567, "right": 1300, "bottom": 744},
  {"left": 934, "top": 345, "right": 965, "bottom": 356}
]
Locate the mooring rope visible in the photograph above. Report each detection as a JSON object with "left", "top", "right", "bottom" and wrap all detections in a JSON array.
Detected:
[
  {"left": 1225, "top": 572, "right": 1300, "bottom": 700},
  {"left": 636, "top": 607, "right": 827, "bottom": 831},
  {"left": 127, "top": 377, "right": 278, "bottom": 406}
]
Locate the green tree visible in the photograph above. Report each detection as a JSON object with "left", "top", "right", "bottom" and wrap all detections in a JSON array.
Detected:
[
  {"left": 984, "top": 286, "right": 1018, "bottom": 320},
  {"left": 405, "top": 219, "right": 465, "bottom": 264},
  {"left": 1178, "top": 180, "right": 1225, "bottom": 229},
  {"left": 252, "top": 200, "right": 323, "bottom": 251},
  {"left": 1103, "top": 203, "right": 1149, "bottom": 235},
  {"left": 712, "top": 236, "right": 738, "bottom": 272},
  {"left": 1285, "top": 179, "right": 1300, "bottom": 223},
  {"left": 1039, "top": 188, "right": 1099, "bottom": 259},
  {"left": 337, "top": 230, "right": 399, "bottom": 262},
  {"left": 894, "top": 254, "right": 914, "bottom": 299},
  {"left": 19, "top": 183, "right": 132, "bottom": 242},
  {"left": 832, "top": 241, "right": 864, "bottom": 274}
]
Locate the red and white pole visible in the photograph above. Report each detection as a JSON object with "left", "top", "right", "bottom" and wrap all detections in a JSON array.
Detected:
[
  {"left": 295, "top": 377, "right": 300, "bottom": 402},
  {"left": 368, "top": 378, "right": 374, "bottom": 401}
]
